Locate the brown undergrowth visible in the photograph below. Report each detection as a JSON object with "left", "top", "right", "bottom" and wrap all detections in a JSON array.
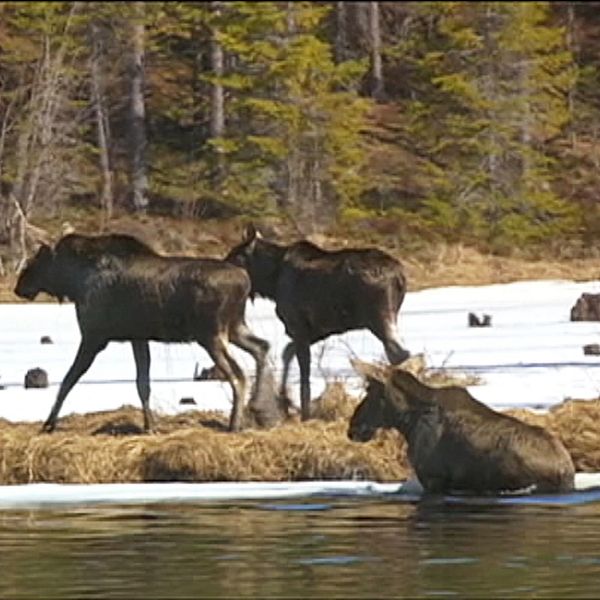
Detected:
[
  {"left": 0, "top": 405, "right": 409, "bottom": 485},
  {"left": 4, "top": 210, "right": 600, "bottom": 303},
  {"left": 1, "top": 370, "right": 599, "bottom": 485}
]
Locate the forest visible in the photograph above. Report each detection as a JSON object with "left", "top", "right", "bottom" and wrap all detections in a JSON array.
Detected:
[{"left": 0, "top": 1, "right": 598, "bottom": 269}]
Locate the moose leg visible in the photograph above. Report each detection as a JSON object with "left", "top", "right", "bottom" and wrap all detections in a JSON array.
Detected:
[
  {"left": 206, "top": 336, "right": 247, "bottom": 432},
  {"left": 296, "top": 341, "right": 311, "bottom": 421},
  {"left": 42, "top": 338, "right": 105, "bottom": 433},
  {"left": 230, "top": 324, "right": 280, "bottom": 423},
  {"left": 371, "top": 319, "right": 410, "bottom": 365},
  {"left": 131, "top": 340, "right": 154, "bottom": 433},
  {"left": 279, "top": 341, "right": 296, "bottom": 399},
  {"left": 230, "top": 323, "right": 270, "bottom": 389}
]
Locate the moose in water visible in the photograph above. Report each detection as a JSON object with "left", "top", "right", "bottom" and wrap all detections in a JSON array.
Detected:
[
  {"left": 226, "top": 225, "right": 410, "bottom": 420},
  {"left": 348, "top": 362, "right": 575, "bottom": 494},
  {"left": 14, "top": 233, "right": 282, "bottom": 433}
]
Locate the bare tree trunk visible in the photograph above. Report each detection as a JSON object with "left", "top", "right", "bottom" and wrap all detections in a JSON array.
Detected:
[
  {"left": 209, "top": 1, "right": 225, "bottom": 183},
  {"left": 285, "top": 1, "right": 295, "bottom": 35},
  {"left": 519, "top": 57, "right": 533, "bottom": 193},
  {"left": 566, "top": 3, "right": 577, "bottom": 150},
  {"left": 335, "top": 2, "right": 347, "bottom": 63},
  {"left": 192, "top": 26, "right": 206, "bottom": 149},
  {"left": 286, "top": 148, "right": 300, "bottom": 218},
  {"left": 129, "top": 1, "right": 149, "bottom": 211},
  {"left": 593, "top": 122, "right": 600, "bottom": 170},
  {"left": 9, "top": 2, "right": 80, "bottom": 265},
  {"left": 483, "top": 5, "right": 499, "bottom": 194},
  {"left": 209, "top": 5, "right": 224, "bottom": 139},
  {"left": 284, "top": 1, "right": 298, "bottom": 214},
  {"left": 368, "top": 1, "right": 385, "bottom": 100},
  {"left": 90, "top": 22, "right": 114, "bottom": 223}
]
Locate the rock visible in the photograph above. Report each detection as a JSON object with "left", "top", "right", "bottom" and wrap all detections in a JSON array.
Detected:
[
  {"left": 40, "top": 335, "right": 53, "bottom": 344},
  {"left": 24, "top": 368, "right": 49, "bottom": 389},
  {"left": 468, "top": 312, "right": 492, "bottom": 327},
  {"left": 571, "top": 293, "right": 600, "bottom": 321},
  {"left": 179, "top": 397, "right": 197, "bottom": 406},
  {"left": 193, "top": 362, "right": 226, "bottom": 381},
  {"left": 583, "top": 344, "right": 600, "bottom": 356}
]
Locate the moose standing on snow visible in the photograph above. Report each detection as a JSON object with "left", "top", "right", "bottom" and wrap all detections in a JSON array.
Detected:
[
  {"left": 14, "top": 233, "right": 281, "bottom": 433},
  {"left": 226, "top": 225, "right": 410, "bottom": 420},
  {"left": 348, "top": 363, "right": 575, "bottom": 495}
]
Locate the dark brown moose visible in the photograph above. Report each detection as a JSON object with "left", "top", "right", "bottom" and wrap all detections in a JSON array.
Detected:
[
  {"left": 14, "top": 233, "right": 281, "bottom": 433},
  {"left": 348, "top": 363, "right": 575, "bottom": 495},
  {"left": 226, "top": 225, "right": 410, "bottom": 420}
]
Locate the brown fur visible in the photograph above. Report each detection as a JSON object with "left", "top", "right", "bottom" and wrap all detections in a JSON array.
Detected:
[
  {"left": 348, "top": 367, "right": 575, "bottom": 495},
  {"left": 14, "top": 233, "right": 283, "bottom": 434},
  {"left": 226, "top": 225, "right": 410, "bottom": 420}
]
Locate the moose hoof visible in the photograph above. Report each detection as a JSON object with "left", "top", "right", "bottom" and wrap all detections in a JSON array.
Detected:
[
  {"left": 401, "top": 350, "right": 411, "bottom": 363},
  {"left": 228, "top": 417, "right": 243, "bottom": 433},
  {"left": 40, "top": 420, "right": 56, "bottom": 434}
]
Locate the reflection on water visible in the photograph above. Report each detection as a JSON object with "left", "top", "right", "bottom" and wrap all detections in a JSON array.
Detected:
[{"left": 1, "top": 497, "right": 600, "bottom": 598}]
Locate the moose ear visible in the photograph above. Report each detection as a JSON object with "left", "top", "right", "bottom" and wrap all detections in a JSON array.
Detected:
[
  {"left": 37, "top": 243, "right": 54, "bottom": 260},
  {"left": 351, "top": 359, "right": 389, "bottom": 384},
  {"left": 243, "top": 223, "right": 257, "bottom": 242},
  {"left": 16, "top": 243, "right": 52, "bottom": 274},
  {"left": 389, "top": 368, "right": 434, "bottom": 405},
  {"left": 243, "top": 223, "right": 263, "bottom": 243}
]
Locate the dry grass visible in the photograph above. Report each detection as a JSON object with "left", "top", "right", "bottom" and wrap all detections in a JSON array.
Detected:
[
  {"left": 394, "top": 353, "right": 482, "bottom": 386},
  {"left": 400, "top": 242, "right": 600, "bottom": 291},
  {"left": 0, "top": 401, "right": 410, "bottom": 485},
  {"left": 4, "top": 211, "right": 600, "bottom": 484},
  {"left": 5, "top": 210, "right": 600, "bottom": 302},
  {"left": 2, "top": 373, "right": 600, "bottom": 485},
  {"left": 507, "top": 399, "right": 600, "bottom": 474}
]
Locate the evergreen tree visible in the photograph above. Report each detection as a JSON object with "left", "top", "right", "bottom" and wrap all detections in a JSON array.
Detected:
[
  {"left": 394, "top": 2, "right": 578, "bottom": 247},
  {"left": 215, "top": 1, "right": 371, "bottom": 230}
]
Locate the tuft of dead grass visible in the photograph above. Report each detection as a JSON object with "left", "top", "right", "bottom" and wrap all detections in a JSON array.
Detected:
[
  {"left": 6, "top": 209, "right": 600, "bottom": 303},
  {"left": 506, "top": 399, "right": 600, "bottom": 474},
  {"left": 0, "top": 403, "right": 411, "bottom": 485},
  {"left": 352, "top": 354, "right": 482, "bottom": 389},
  {"left": 3, "top": 378, "right": 600, "bottom": 485}
]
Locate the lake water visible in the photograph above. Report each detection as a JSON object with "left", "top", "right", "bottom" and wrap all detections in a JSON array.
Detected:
[{"left": 2, "top": 496, "right": 600, "bottom": 598}]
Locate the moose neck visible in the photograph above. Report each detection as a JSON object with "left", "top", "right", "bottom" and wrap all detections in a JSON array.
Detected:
[
  {"left": 47, "top": 256, "right": 95, "bottom": 303},
  {"left": 391, "top": 403, "right": 440, "bottom": 446},
  {"left": 249, "top": 239, "right": 287, "bottom": 300}
]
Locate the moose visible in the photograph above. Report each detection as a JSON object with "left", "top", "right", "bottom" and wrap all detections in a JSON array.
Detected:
[
  {"left": 348, "top": 362, "right": 575, "bottom": 494},
  {"left": 14, "top": 233, "right": 282, "bottom": 433},
  {"left": 226, "top": 225, "right": 410, "bottom": 421}
]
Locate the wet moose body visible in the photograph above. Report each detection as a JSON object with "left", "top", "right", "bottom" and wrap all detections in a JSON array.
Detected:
[
  {"left": 348, "top": 366, "right": 575, "bottom": 494},
  {"left": 14, "top": 233, "right": 279, "bottom": 433},
  {"left": 226, "top": 226, "right": 410, "bottom": 420}
]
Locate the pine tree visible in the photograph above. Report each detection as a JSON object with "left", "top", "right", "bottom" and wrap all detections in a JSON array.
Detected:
[
  {"left": 215, "top": 1, "right": 371, "bottom": 230},
  {"left": 397, "top": 2, "right": 578, "bottom": 247}
]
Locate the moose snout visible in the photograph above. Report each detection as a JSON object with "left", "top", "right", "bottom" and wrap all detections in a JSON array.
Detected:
[{"left": 14, "top": 282, "right": 36, "bottom": 300}]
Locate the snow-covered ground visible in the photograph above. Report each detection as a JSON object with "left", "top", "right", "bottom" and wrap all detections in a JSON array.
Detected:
[
  {"left": 2, "top": 474, "right": 600, "bottom": 509},
  {"left": 2, "top": 279, "right": 600, "bottom": 423}
]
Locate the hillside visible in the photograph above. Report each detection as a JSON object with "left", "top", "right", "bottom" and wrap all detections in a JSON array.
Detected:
[{"left": 4, "top": 207, "right": 600, "bottom": 304}]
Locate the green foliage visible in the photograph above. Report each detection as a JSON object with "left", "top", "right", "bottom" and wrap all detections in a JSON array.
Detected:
[
  {"left": 211, "top": 1, "right": 370, "bottom": 223},
  {"left": 383, "top": 1, "right": 580, "bottom": 245},
  {"left": 0, "top": 1, "right": 594, "bottom": 252}
]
